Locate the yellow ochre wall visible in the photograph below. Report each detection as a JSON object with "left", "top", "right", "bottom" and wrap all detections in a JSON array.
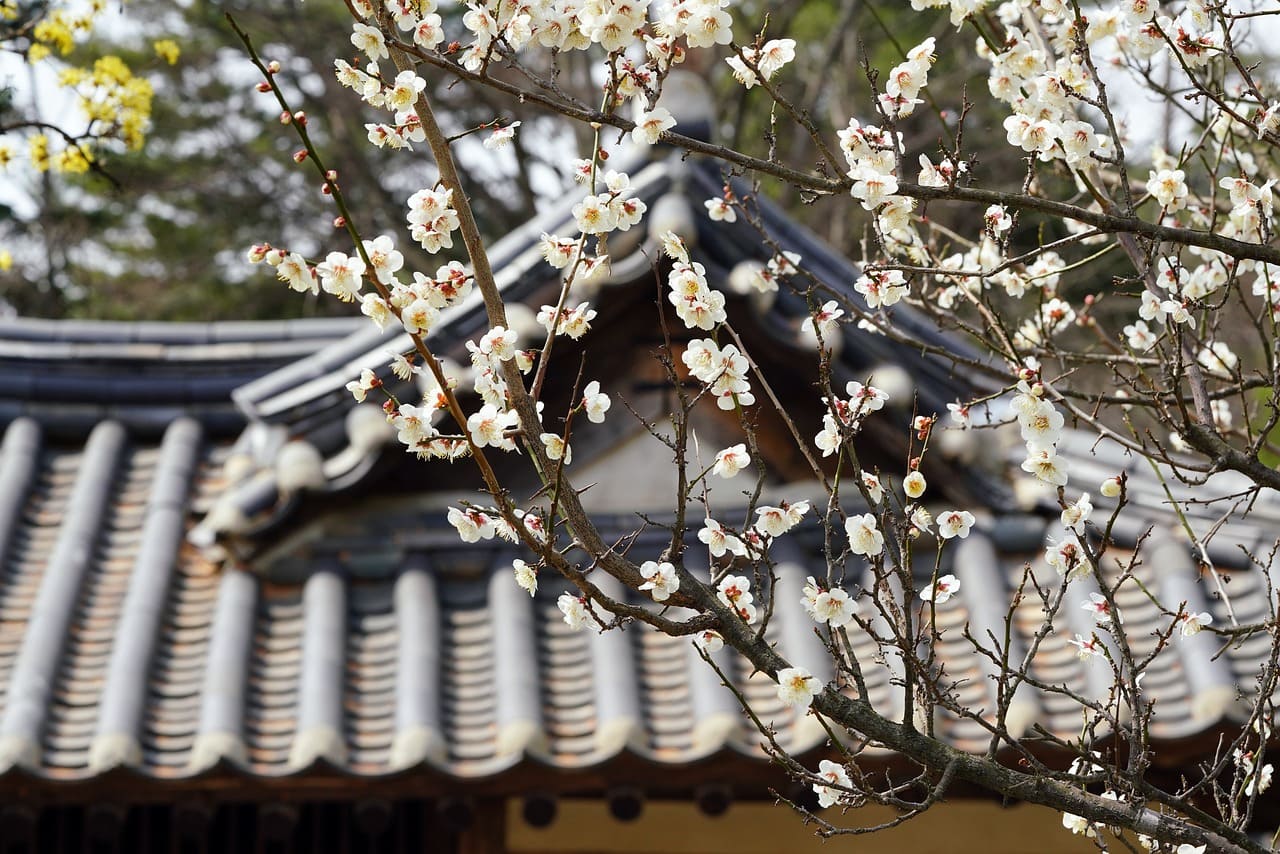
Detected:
[{"left": 508, "top": 799, "right": 1099, "bottom": 853}]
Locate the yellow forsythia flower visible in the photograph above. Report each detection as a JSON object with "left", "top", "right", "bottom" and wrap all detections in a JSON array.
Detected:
[
  {"left": 154, "top": 39, "right": 180, "bottom": 65},
  {"left": 54, "top": 146, "right": 92, "bottom": 174},
  {"left": 32, "top": 15, "right": 74, "bottom": 57},
  {"left": 28, "top": 135, "right": 50, "bottom": 172}
]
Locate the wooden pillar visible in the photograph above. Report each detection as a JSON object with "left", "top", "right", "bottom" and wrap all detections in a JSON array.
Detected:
[{"left": 455, "top": 799, "right": 505, "bottom": 854}]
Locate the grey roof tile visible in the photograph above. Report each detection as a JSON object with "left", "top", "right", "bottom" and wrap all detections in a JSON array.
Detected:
[{"left": 0, "top": 153, "right": 1278, "bottom": 810}]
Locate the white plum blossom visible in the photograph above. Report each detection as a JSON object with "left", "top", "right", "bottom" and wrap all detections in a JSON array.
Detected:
[
  {"left": 447, "top": 506, "right": 495, "bottom": 543},
  {"left": 1149, "top": 168, "right": 1189, "bottom": 211},
  {"left": 704, "top": 197, "right": 736, "bottom": 222},
  {"left": 345, "top": 368, "right": 380, "bottom": 403},
  {"left": 725, "top": 38, "right": 796, "bottom": 88},
  {"left": 775, "top": 666, "right": 820, "bottom": 708},
  {"left": 808, "top": 588, "right": 860, "bottom": 627},
  {"left": 582, "top": 381, "right": 611, "bottom": 423},
  {"left": 862, "top": 472, "right": 884, "bottom": 503},
  {"left": 845, "top": 513, "right": 884, "bottom": 557},
  {"left": 984, "top": 204, "right": 1013, "bottom": 234},
  {"left": 1062, "top": 812, "right": 1097, "bottom": 838},
  {"left": 1069, "top": 634, "right": 1105, "bottom": 661},
  {"left": 693, "top": 630, "right": 724, "bottom": 653},
  {"left": 1124, "top": 320, "right": 1159, "bottom": 351},
  {"left": 316, "top": 251, "right": 365, "bottom": 302},
  {"left": 483, "top": 121, "right": 520, "bottom": 150},
  {"left": 558, "top": 593, "right": 589, "bottom": 631},
  {"left": 754, "top": 501, "right": 809, "bottom": 538},
  {"left": 362, "top": 235, "right": 405, "bottom": 283},
  {"left": 1179, "top": 611, "right": 1213, "bottom": 636},
  {"left": 903, "top": 471, "right": 927, "bottom": 499},
  {"left": 479, "top": 326, "right": 519, "bottom": 362},
  {"left": 937, "top": 510, "right": 975, "bottom": 540},
  {"left": 539, "top": 433, "right": 571, "bottom": 464},
  {"left": 1083, "top": 593, "right": 1115, "bottom": 625},
  {"left": 909, "top": 505, "right": 934, "bottom": 534},
  {"left": 631, "top": 105, "right": 676, "bottom": 145},
  {"left": 350, "top": 22, "right": 388, "bottom": 61},
  {"left": 513, "top": 559, "right": 537, "bottom": 596},
  {"left": 717, "top": 574, "right": 757, "bottom": 624},
  {"left": 276, "top": 252, "right": 317, "bottom": 295},
  {"left": 812, "top": 759, "right": 851, "bottom": 808},
  {"left": 713, "top": 444, "right": 751, "bottom": 478},
  {"left": 467, "top": 404, "right": 519, "bottom": 450},
  {"left": 800, "top": 300, "right": 844, "bottom": 340},
  {"left": 920, "top": 574, "right": 960, "bottom": 604},
  {"left": 1022, "top": 448, "right": 1069, "bottom": 487},
  {"left": 639, "top": 560, "right": 679, "bottom": 602},
  {"left": 1060, "top": 494, "right": 1093, "bottom": 534},
  {"left": 698, "top": 518, "right": 747, "bottom": 558}
]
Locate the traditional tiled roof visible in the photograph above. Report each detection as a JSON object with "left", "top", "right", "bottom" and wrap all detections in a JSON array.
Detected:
[{"left": 0, "top": 150, "right": 1274, "bottom": 812}]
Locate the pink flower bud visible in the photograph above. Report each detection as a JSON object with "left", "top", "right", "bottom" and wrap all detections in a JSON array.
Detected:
[
  {"left": 247, "top": 243, "right": 271, "bottom": 263},
  {"left": 293, "top": 149, "right": 308, "bottom": 163},
  {"left": 279, "top": 111, "right": 292, "bottom": 124},
  {"left": 266, "top": 60, "right": 281, "bottom": 74},
  {"left": 256, "top": 81, "right": 271, "bottom": 93},
  {"left": 293, "top": 111, "right": 307, "bottom": 126},
  {"left": 333, "top": 216, "right": 347, "bottom": 228}
]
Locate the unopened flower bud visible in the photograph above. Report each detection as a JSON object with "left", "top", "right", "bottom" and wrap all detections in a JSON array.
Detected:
[
  {"left": 1100, "top": 477, "right": 1123, "bottom": 498},
  {"left": 1018, "top": 367, "right": 1036, "bottom": 382},
  {"left": 904, "top": 471, "right": 927, "bottom": 499},
  {"left": 266, "top": 60, "right": 281, "bottom": 74},
  {"left": 325, "top": 170, "right": 338, "bottom": 182},
  {"left": 293, "top": 111, "right": 307, "bottom": 126},
  {"left": 265, "top": 248, "right": 286, "bottom": 266},
  {"left": 321, "top": 184, "right": 332, "bottom": 195},
  {"left": 293, "top": 149, "right": 308, "bottom": 163},
  {"left": 247, "top": 243, "right": 271, "bottom": 263},
  {"left": 333, "top": 216, "right": 347, "bottom": 228},
  {"left": 279, "top": 111, "right": 292, "bottom": 124},
  {"left": 255, "top": 81, "right": 271, "bottom": 92}
]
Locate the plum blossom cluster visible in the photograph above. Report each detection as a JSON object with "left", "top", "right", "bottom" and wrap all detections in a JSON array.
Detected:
[
  {"left": 661, "top": 232, "right": 728, "bottom": 331},
  {"left": 359, "top": 254, "right": 472, "bottom": 341},
  {"left": 725, "top": 38, "right": 796, "bottom": 90},
  {"left": 879, "top": 36, "right": 935, "bottom": 117},
  {"left": 406, "top": 186, "right": 460, "bottom": 253},
  {"left": 681, "top": 338, "right": 754, "bottom": 410},
  {"left": 537, "top": 301, "right": 598, "bottom": 340},
  {"left": 717, "top": 574, "right": 757, "bottom": 624},
  {"left": 931, "top": 239, "right": 1066, "bottom": 307},
  {"left": 1012, "top": 362, "right": 1069, "bottom": 488},
  {"left": 539, "top": 232, "right": 611, "bottom": 283},
  {"left": 735, "top": 249, "right": 802, "bottom": 295},
  {"left": 814, "top": 380, "right": 889, "bottom": 457},
  {"left": 571, "top": 170, "right": 647, "bottom": 235},
  {"left": 801, "top": 576, "right": 857, "bottom": 628},
  {"left": 447, "top": 504, "right": 548, "bottom": 546}
]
